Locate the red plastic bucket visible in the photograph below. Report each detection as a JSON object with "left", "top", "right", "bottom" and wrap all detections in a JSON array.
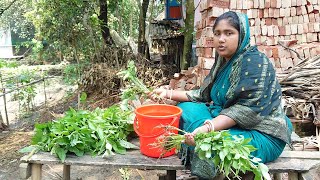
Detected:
[{"left": 134, "top": 104, "right": 182, "bottom": 158}]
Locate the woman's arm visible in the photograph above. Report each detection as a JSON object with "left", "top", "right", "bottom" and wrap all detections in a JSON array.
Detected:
[
  {"left": 185, "top": 115, "right": 237, "bottom": 146},
  {"left": 150, "top": 88, "right": 190, "bottom": 102}
]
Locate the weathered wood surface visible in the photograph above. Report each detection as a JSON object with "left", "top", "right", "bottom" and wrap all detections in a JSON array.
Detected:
[
  {"left": 20, "top": 150, "right": 185, "bottom": 170},
  {"left": 267, "top": 151, "right": 320, "bottom": 173},
  {"left": 21, "top": 150, "right": 320, "bottom": 174}
]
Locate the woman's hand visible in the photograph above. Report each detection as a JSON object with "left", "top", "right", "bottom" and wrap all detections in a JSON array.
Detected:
[
  {"left": 148, "top": 86, "right": 169, "bottom": 101},
  {"left": 184, "top": 125, "right": 210, "bottom": 146}
]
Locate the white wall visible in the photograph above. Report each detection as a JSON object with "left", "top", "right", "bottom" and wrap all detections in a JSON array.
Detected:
[{"left": 0, "top": 28, "right": 13, "bottom": 58}]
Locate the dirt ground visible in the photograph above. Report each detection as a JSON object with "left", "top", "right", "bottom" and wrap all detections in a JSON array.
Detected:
[{"left": 0, "top": 66, "right": 189, "bottom": 180}]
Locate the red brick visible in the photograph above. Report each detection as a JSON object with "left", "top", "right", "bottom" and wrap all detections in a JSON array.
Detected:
[
  {"left": 297, "top": 0, "right": 302, "bottom": 6},
  {"left": 259, "top": 0, "right": 265, "bottom": 8},
  {"left": 293, "top": 16, "right": 299, "bottom": 24},
  {"left": 230, "top": 0, "right": 237, "bottom": 9},
  {"left": 272, "top": 46, "right": 279, "bottom": 58},
  {"left": 208, "top": 0, "right": 230, "bottom": 9},
  {"left": 270, "top": 0, "right": 277, "bottom": 8},
  {"left": 296, "top": 7, "right": 302, "bottom": 15},
  {"left": 303, "top": 23, "right": 309, "bottom": 33},
  {"left": 291, "top": 24, "right": 298, "bottom": 34},
  {"left": 204, "top": 37, "right": 215, "bottom": 47},
  {"left": 259, "top": 9, "right": 264, "bottom": 18},
  {"left": 206, "top": 17, "right": 215, "bottom": 27},
  {"left": 256, "top": 35, "right": 262, "bottom": 45},
  {"left": 203, "top": 57, "right": 215, "bottom": 69},
  {"left": 247, "top": 0, "right": 254, "bottom": 8},
  {"left": 309, "top": 23, "right": 315, "bottom": 32},
  {"left": 274, "top": 9, "right": 280, "bottom": 18},
  {"left": 314, "top": 23, "right": 320, "bottom": 32},
  {"left": 265, "top": 0, "right": 271, "bottom": 7},
  {"left": 279, "top": 26, "right": 286, "bottom": 36},
  {"left": 291, "top": 7, "right": 297, "bottom": 16},
  {"left": 273, "top": 26, "right": 280, "bottom": 36},
  {"left": 265, "top": 18, "right": 272, "bottom": 25},
  {"left": 309, "top": 13, "right": 316, "bottom": 23},
  {"left": 292, "top": 0, "right": 297, "bottom": 6},
  {"left": 203, "top": 48, "right": 212, "bottom": 58}
]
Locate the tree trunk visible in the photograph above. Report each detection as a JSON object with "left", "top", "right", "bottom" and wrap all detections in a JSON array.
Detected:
[
  {"left": 181, "top": 0, "right": 194, "bottom": 70},
  {"left": 99, "top": 0, "right": 113, "bottom": 45},
  {"left": 137, "top": 0, "right": 149, "bottom": 56},
  {"left": 118, "top": 1, "right": 123, "bottom": 36}
]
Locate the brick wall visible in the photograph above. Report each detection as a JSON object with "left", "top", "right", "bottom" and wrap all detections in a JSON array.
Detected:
[{"left": 195, "top": 0, "right": 320, "bottom": 83}]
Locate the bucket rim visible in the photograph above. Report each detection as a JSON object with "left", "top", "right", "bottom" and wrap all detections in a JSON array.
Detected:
[{"left": 134, "top": 104, "right": 182, "bottom": 118}]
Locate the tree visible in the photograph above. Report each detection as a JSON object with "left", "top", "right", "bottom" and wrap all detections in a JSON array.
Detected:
[
  {"left": 137, "top": 0, "right": 150, "bottom": 57},
  {"left": 181, "top": 0, "right": 194, "bottom": 70},
  {"left": 99, "top": 0, "right": 113, "bottom": 45}
]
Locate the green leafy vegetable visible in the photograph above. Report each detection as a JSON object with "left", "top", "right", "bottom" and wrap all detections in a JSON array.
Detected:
[
  {"left": 151, "top": 126, "right": 271, "bottom": 180},
  {"left": 20, "top": 105, "right": 137, "bottom": 162}
]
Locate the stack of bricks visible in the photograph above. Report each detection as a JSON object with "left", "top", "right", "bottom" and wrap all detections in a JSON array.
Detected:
[{"left": 195, "top": 0, "right": 320, "bottom": 83}]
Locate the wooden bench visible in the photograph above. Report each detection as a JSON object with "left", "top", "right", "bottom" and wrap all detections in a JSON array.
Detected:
[{"left": 20, "top": 150, "right": 320, "bottom": 180}]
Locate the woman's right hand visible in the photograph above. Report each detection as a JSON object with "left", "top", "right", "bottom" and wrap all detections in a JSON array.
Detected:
[{"left": 148, "top": 87, "right": 167, "bottom": 101}]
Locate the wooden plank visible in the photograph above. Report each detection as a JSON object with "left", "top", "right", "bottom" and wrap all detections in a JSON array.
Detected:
[
  {"left": 21, "top": 150, "right": 185, "bottom": 171},
  {"left": 279, "top": 151, "right": 320, "bottom": 159},
  {"left": 267, "top": 158, "right": 320, "bottom": 173}
]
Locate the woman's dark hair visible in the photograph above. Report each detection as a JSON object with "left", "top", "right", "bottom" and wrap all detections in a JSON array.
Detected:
[{"left": 212, "top": 11, "right": 240, "bottom": 32}]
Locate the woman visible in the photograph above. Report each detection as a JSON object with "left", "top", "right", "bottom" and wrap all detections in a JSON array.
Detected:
[{"left": 150, "top": 11, "right": 292, "bottom": 179}]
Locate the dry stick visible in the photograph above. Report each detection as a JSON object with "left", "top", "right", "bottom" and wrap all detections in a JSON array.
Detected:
[
  {"left": 278, "top": 41, "right": 308, "bottom": 83},
  {"left": 0, "top": 77, "right": 53, "bottom": 97},
  {"left": 2, "top": 88, "right": 9, "bottom": 127}
]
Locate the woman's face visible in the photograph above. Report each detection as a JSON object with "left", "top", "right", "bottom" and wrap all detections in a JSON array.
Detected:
[{"left": 213, "top": 19, "right": 239, "bottom": 60}]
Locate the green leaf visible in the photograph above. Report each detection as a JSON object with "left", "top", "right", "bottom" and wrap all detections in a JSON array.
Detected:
[
  {"left": 55, "top": 146, "right": 67, "bottom": 162},
  {"left": 119, "top": 140, "right": 139, "bottom": 149},
  {"left": 258, "top": 163, "right": 271, "bottom": 180},
  {"left": 200, "top": 143, "right": 211, "bottom": 151},
  {"left": 80, "top": 92, "right": 87, "bottom": 102},
  {"left": 19, "top": 146, "right": 38, "bottom": 153}
]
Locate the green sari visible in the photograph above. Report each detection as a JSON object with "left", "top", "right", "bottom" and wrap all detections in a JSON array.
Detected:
[{"left": 178, "top": 12, "right": 292, "bottom": 179}]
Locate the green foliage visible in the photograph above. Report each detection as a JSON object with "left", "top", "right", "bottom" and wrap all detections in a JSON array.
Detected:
[
  {"left": 0, "top": 59, "right": 19, "bottom": 68},
  {"left": 117, "top": 60, "right": 150, "bottom": 110},
  {"left": 4, "top": 70, "right": 38, "bottom": 112},
  {"left": 152, "top": 127, "right": 271, "bottom": 180},
  {"left": 63, "top": 64, "right": 82, "bottom": 85},
  {"left": 194, "top": 131, "right": 270, "bottom": 180},
  {"left": 20, "top": 105, "right": 137, "bottom": 162}
]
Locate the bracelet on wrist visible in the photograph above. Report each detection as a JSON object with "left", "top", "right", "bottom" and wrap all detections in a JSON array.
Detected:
[{"left": 204, "top": 119, "right": 215, "bottom": 132}]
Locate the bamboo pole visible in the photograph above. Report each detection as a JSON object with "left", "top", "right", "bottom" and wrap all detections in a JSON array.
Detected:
[{"left": 2, "top": 88, "right": 9, "bottom": 127}]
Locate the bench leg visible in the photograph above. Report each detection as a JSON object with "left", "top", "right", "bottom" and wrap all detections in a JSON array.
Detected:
[
  {"left": 19, "top": 163, "right": 31, "bottom": 179},
  {"left": 273, "top": 173, "right": 282, "bottom": 180},
  {"left": 63, "top": 165, "right": 71, "bottom": 180},
  {"left": 166, "top": 170, "right": 176, "bottom": 180},
  {"left": 288, "top": 172, "right": 299, "bottom": 180},
  {"left": 31, "top": 163, "right": 42, "bottom": 180}
]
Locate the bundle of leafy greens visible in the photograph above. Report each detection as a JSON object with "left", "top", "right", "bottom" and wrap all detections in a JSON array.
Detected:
[
  {"left": 20, "top": 106, "right": 137, "bottom": 162},
  {"left": 117, "top": 60, "right": 150, "bottom": 110},
  {"left": 151, "top": 126, "right": 271, "bottom": 180}
]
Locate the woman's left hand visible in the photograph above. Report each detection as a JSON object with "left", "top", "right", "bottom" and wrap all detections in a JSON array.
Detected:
[{"left": 184, "top": 125, "right": 209, "bottom": 146}]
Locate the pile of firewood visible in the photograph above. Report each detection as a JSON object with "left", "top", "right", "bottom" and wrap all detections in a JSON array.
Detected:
[{"left": 278, "top": 54, "right": 320, "bottom": 126}]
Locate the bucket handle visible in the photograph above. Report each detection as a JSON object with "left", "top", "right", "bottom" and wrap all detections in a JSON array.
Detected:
[{"left": 134, "top": 116, "right": 178, "bottom": 138}]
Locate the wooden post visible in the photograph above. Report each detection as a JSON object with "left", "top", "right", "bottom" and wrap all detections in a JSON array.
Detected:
[
  {"left": 273, "top": 173, "right": 282, "bottom": 180},
  {"left": 63, "top": 165, "right": 71, "bottom": 180},
  {"left": 288, "top": 172, "right": 299, "bottom": 180},
  {"left": 166, "top": 170, "right": 176, "bottom": 180},
  {"left": 31, "top": 163, "right": 42, "bottom": 180}
]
